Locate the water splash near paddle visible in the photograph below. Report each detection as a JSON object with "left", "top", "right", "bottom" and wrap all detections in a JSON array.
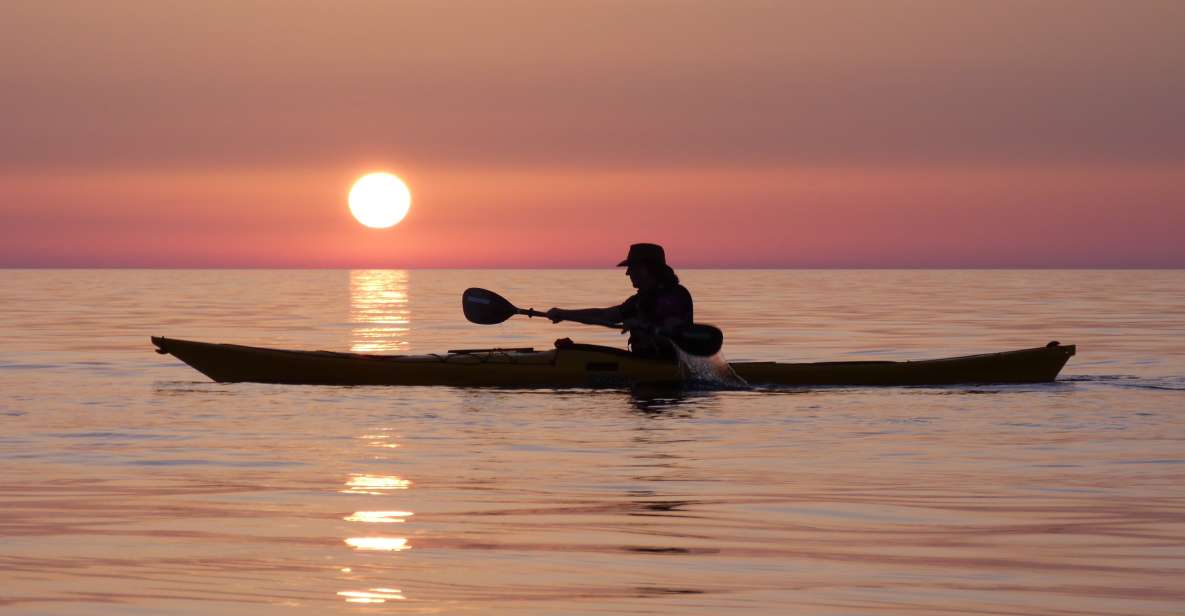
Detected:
[{"left": 675, "top": 347, "right": 748, "bottom": 389}]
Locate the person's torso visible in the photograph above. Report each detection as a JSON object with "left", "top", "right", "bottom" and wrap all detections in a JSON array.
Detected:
[{"left": 621, "top": 283, "right": 694, "bottom": 356}]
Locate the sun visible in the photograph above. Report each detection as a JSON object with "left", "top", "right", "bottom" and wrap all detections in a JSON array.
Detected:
[{"left": 349, "top": 172, "right": 411, "bottom": 229}]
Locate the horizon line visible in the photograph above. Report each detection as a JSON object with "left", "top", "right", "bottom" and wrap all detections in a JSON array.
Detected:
[{"left": 3, "top": 265, "right": 1183, "bottom": 271}]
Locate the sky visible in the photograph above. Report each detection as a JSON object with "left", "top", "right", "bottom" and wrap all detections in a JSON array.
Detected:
[{"left": 1, "top": 0, "right": 1183, "bottom": 268}]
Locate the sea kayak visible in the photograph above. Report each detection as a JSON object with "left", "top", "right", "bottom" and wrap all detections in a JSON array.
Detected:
[{"left": 151, "top": 337, "right": 1075, "bottom": 387}]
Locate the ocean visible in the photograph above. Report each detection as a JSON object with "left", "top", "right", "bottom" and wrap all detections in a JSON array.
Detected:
[{"left": 1, "top": 269, "right": 1183, "bottom": 615}]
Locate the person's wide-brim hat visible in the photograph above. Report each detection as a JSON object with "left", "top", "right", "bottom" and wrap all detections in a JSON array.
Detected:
[{"left": 617, "top": 243, "right": 667, "bottom": 267}]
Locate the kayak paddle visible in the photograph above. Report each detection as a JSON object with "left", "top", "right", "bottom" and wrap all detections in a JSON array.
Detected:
[
  {"left": 462, "top": 287, "right": 547, "bottom": 323},
  {"left": 462, "top": 287, "right": 724, "bottom": 357}
]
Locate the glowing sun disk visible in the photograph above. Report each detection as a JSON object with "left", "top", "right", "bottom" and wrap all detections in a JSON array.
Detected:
[{"left": 349, "top": 173, "right": 411, "bottom": 228}]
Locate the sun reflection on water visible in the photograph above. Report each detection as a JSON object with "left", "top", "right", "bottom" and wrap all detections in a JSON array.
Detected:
[
  {"left": 338, "top": 432, "right": 415, "bottom": 603},
  {"left": 339, "top": 474, "right": 412, "bottom": 495},
  {"left": 344, "top": 510, "right": 414, "bottom": 523},
  {"left": 337, "top": 588, "right": 406, "bottom": 603},
  {"left": 357, "top": 433, "right": 401, "bottom": 449},
  {"left": 345, "top": 537, "right": 410, "bottom": 551},
  {"left": 349, "top": 269, "right": 410, "bottom": 353}
]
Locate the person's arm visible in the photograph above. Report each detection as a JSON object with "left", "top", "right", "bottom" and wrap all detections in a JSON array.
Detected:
[{"left": 546, "top": 306, "right": 623, "bottom": 327}]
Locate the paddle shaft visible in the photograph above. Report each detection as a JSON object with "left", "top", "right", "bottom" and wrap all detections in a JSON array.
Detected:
[
  {"left": 462, "top": 287, "right": 722, "bottom": 356},
  {"left": 529, "top": 306, "right": 720, "bottom": 355},
  {"left": 519, "top": 308, "right": 619, "bottom": 330},
  {"left": 517, "top": 307, "right": 547, "bottom": 319},
  {"left": 519, "top": 305, "right": 661, "bottom": 333}
]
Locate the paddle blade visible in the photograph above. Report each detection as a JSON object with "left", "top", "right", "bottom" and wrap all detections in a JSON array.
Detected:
[
  {"left": 669, "top": 324, "right": 724, "bottom": 357},
  {"left": 462, "top": 288, "right": 519, "bottom": 325}
]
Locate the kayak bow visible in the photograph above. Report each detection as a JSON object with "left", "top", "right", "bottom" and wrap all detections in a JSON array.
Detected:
[{"left": 151, "top": 337, "right": 1075, "bottom": 387}]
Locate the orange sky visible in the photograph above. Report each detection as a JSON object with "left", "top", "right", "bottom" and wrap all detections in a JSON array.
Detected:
[{"left": 2, "top": 1, "right": 1183, "bottom": 267}]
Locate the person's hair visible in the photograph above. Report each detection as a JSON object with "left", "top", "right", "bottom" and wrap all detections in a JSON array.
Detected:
[
  {"left": 658, "top": 264, "right": 679, "bottom": 285},
  {"left": 632, "top": 261, "right": 679, "bottom": 285}
]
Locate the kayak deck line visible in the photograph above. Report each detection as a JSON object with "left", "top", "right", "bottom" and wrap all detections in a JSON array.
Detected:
[{"left": 151, "top": 336, "right": 1076, "bottom": 388}]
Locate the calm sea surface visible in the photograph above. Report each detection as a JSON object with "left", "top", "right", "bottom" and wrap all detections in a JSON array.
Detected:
[{"left": 1, "top": 269, "right": 1183, "bottom": 615}]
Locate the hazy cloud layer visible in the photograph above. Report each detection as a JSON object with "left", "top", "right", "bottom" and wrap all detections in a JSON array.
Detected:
[{"left": 3, "top": 0, "right": 1183, "bottom": 169}]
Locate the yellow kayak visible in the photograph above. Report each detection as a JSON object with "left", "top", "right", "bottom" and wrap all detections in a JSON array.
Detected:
[{"left": 151, "top": 337, "right": 1075, "bottom": 387}]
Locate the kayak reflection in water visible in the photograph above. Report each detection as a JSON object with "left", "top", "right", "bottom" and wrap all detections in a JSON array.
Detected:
[{"left": 545, "top": 243, "right": 694, "bottom": 359}]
